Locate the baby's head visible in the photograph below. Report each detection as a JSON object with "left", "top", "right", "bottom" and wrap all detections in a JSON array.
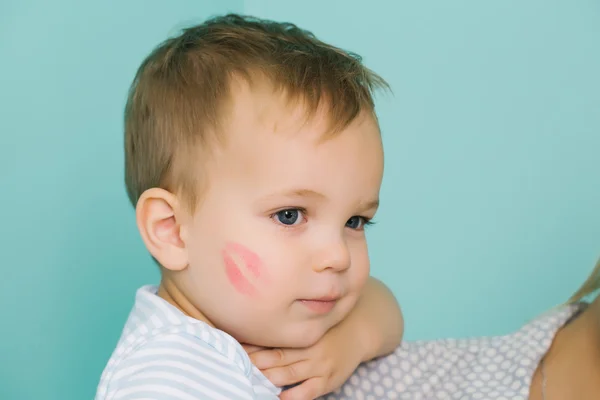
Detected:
[{"left": 125, "top": 14, "right": 388, "bottom": 348}]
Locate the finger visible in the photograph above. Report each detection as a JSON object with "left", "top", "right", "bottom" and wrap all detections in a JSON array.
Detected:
[
  {"left": 250, "top": 347, "right": 309, "bottom": 369},
  {"left": 279, "top": 377, "right": 326, "bottom": 400},
  {"left": 262, "top": 359, "right": 317, "bottom": 387},
  {"left": 241, "top": 344, "right": 264, "bottom": 355}
]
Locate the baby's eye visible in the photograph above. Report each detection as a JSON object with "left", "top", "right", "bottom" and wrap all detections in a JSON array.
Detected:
[
  {"left": 273, "top": 209, "right": 305, "bottom": 226},
  {"left": 346, "top": 216, "right": 369, "bottom": 230}
]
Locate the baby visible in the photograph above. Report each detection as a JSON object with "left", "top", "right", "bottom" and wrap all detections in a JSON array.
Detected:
[{"left": 95, "top": 13, "right": 403, "bottom": 400}]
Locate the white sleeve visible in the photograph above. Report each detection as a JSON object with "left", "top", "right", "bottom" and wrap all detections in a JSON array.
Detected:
[{"left": 107, "top": 333, "right": 265, "bottom": 400}]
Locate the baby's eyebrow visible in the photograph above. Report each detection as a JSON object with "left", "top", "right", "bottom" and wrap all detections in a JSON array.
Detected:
[
  {"left": 265, "top": 188, "right": 327, "bottom": 201},
  {"left": 259, "top": 189, "right": 379, "bottom": 210},
  {"left": 361, "top": 199, "right": 380, "bottom": 210}
]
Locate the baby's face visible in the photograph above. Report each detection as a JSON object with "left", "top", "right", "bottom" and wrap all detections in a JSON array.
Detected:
[{"left": 180, "top": 83, "right": 384, "bottom": 348}]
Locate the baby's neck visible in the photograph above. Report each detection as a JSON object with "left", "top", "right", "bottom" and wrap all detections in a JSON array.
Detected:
[{"left": 158, "top": 277, "right": 214, "bottom": 327}]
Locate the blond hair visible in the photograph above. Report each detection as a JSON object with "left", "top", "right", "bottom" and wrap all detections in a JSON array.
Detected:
[
  {"left": 568, "top": 257, "right": 600, "bottom": 303},
  {"left": 124, "top": 14, "right": 389, "bottom": 212}
]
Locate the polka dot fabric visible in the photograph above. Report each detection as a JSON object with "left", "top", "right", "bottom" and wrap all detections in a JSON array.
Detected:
[{"left": 322, "top": 304, "right": 582, "bottom": 400}]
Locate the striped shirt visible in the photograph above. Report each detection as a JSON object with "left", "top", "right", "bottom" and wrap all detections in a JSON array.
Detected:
[{"left": 95, "top": 285, "right": 281, "bottom": 400}]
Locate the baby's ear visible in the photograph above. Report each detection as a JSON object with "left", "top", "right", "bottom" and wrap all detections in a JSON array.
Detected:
[{"left": 136, "top": 188, "right": 188, "bottom": 271}]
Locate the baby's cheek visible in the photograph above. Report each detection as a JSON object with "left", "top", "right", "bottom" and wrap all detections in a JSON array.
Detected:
[
  {"left": 341, "top": 291, "right": 361, "bottom": 317},
  {"left": 223, "top": 250, "right": 259, "bottom": 297},
  {"left": 220, "top": 241, "right": 283, "bottom": 298},
  {"left": 352, "top": 258, "right": 371, "bottom": 291}
]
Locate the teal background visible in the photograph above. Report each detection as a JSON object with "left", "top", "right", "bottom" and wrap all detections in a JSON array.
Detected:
[{"left": 1, "top": 1, "right": 598, "bottom": 399}]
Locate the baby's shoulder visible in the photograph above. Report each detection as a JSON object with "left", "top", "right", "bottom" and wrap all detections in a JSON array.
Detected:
[{"left": 94, "top": 286, "right": 275, "bottom": 399}]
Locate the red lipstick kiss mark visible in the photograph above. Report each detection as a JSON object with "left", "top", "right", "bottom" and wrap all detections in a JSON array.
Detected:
[
  {"left": 225, "top": 242, "right": 264, "bottom": 279},
  {"left": 223, "top": 250, "right": 258, "bottom": 297},
  {"left": 221, "top": 242, "right": 266, "bottom": 297}
]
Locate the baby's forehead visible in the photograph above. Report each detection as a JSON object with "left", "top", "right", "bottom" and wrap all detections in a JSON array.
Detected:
[
  {"left": 206, "top": 101, "right": 383, "bottom": 202},
  {"left": 221, "top": 75, "right": 378, "bottom": 143}
]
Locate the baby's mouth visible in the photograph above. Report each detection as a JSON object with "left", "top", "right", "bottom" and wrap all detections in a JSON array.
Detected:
[{"left": 297, "top": 295, "right": 341, "bottom": 314}]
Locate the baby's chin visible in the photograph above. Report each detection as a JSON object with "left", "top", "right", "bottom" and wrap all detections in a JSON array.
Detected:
[
  {"left": 258, "top": 304, "right": 356, "bottom": 348},
  {"left": 265, "top": 320, "right": 334, "bottom": 348},
  {"left": 286, "top": 297, "right": 358, "bottom": 346}
]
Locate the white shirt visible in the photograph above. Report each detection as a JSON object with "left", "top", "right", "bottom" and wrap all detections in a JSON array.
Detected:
[{"left": 95, "top": 285, "right": 281, "bottom": 400}]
